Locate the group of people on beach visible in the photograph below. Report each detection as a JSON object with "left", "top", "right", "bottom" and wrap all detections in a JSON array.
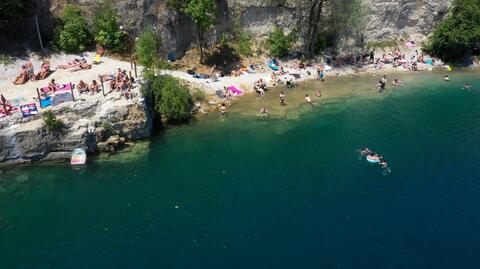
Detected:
[{"left": 12, "top": 60, "right": 51, "bottom": 85}]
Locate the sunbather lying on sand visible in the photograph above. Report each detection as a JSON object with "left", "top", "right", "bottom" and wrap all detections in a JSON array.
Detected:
[
  {"left": 57, "top": 59, "right": 83, "bottom": 69},
  {"left": 70, "top": 62, "right": 92, "bottom": 72}
]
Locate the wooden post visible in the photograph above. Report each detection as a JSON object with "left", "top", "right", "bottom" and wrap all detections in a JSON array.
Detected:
[
  {"left": 99, "top": 76, "right": 105, "bottom": 97},
  {"left": 1, "top": 94, "right": 6, "bottom": 114},
  {"left": 134, "top": 61, "right": 137, "bottom": 78},
  {"left": 129, "top": 71, "right": 132, "bottom": 80},
  {"left": 70, "top": 82, "right": 75, "bottom": 102},
  {"left": 130, "top": 55, "right": 133, "bottom": 70},
  {"left": 34, "top": 15, "right": 44, "bottom": 50},
  {"left": 36, "top": 88, "right": 42, "bottom": 108}
]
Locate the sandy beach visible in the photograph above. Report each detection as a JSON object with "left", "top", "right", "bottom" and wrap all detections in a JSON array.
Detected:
[
  {"left": 0, "top": 47, "right": 443, "bottom": 109},
  {"left": 0, "top": 52, "right": 140, "bottom": 106}
]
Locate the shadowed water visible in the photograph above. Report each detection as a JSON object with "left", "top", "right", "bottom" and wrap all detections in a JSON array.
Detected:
[{"left": 1, "top": 71, "right": 480, "bottom": 268}]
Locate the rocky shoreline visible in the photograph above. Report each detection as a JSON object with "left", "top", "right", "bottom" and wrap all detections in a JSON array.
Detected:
[{"left": 0, "top": 90, "right": 153, "bottom": 168}]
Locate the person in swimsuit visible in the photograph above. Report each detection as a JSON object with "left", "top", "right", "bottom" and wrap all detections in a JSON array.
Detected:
[
  {"left": 90, "top": 80, "right": 99, "bottom": 94},
  {"left": 77, "top": 80, "right": 89, "bottom": 94},
  {"left": 220, "top": 103, "right": 227, "bottom": 116},
  {"left": 260, "top": 106, "right": 268, "bottom": 117},
  {"left": 279, "top": 91, "right": 286, "bottom": 106},
  {"left": 361, "top": 148, "right": 373, "bottom": 156},
  {"left": 304, "top": 94, "right": 320, "bottom": 107}
]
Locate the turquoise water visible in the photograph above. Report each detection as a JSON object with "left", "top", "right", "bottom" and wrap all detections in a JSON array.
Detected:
[{"left": 1, "top": 71, "right": 480, "bottom": 268}]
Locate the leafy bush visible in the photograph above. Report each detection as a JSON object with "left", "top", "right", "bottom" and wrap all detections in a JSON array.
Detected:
[
  {"left": 101, "top": 121, "right": 113, "bottom": 131},
  {"left": 366, "top": 38, "right": 400, "bottom": 51},
  {"left": 93, "top": 0, "right": 127, "bottom": 52},
  {"left": 43, "top": 111, "right": 63, "bottom": 132},
  {"left": 147, "top": 74, "right": 193, "bottom": 124},
  {"left": 234, "top": 31, "right": 253, "bottom": 56},
  {"left": 424, "top": 0, "right": 480, "bottom": 62},
  {"left": 192, "top": 88, "right": 206, "bottom": 102},
  {"left": 136, "top": 27, "right": 159, "bottom": 68},
  {"left": 56, "top": 5, "right": 92, "bottom": 53},
  {"left": 266, "top": 28, "right": 296, "bottom": 58}
]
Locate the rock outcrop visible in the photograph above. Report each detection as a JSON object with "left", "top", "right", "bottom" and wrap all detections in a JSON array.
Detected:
[{"left": 0, "top": 92, "right": 153, "bottom": 166}]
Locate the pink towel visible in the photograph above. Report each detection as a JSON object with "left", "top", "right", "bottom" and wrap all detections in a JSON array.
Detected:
[
  {"left": 41, "top": 83, "right": 72, "bottom": 94},
  {"left": 227, "top": 86, "right": 243, "bottom": 95}
]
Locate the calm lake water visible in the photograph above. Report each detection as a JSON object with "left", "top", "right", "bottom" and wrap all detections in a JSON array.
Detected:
[{"left": 1, "top": 71, "right": 480, "bottom": 268}]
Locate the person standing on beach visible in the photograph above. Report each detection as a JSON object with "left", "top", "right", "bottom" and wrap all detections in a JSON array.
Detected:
[
  {"left": 369, "top": 50, "right": 375, "bottom": 63},
  {"left": 317, "top": 64, "right": 325, "bottom": 81},
  {"left": 279, "top": 91, "right": 286, "bottom": 106}
]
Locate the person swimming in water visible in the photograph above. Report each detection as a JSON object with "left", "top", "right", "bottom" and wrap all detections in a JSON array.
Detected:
[
  {"left": 361, "top": 148, "right": 373, "bottom": 156},
  {"left": 392, "top": 79, "right": 403, "bottom": 87},
  {"left": 444, "top": 75, "right": 450, "bottom": 81},
  {"left": 463, "top": 84, "right": 471, "bottom": 90},
  {"left": 315, "top": 90, "right": 322, "bottom": 97},
  {"left": 304, "top": 94, "right": 320, "bottom": 107},
  {"left": 377, "top": 80, "right": 385, "bottom": 93},
  {"left": 379, "top": 159, "right": 388, "bottom": 169}
]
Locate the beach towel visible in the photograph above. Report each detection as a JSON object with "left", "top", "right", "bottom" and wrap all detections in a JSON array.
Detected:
[
  {"left": 40, "top": 96, "right": 52, "bottom": 108},
  {"left": 267, "top": 60, "right": 279, "bottom": 71},
  {"left": 41, "top": 83, "right": 72, "bottom": 95},
  {"left": 20, "top": 103, "right": 39, "bottom": 117},
  {"left": 424, "top": 59, "right": 434, "bottom": 65},
  {"left": 51, "top": 91, "right": 74, "bottom": 106},
  {"left": 405, "top": 42, "right": 414, "bottom": 48},
  {"left": 227, "top": 86, "right": 243, "bottom": 95},
  {"left": 193, "top": 74, "right": 211, "bottom": 79}
]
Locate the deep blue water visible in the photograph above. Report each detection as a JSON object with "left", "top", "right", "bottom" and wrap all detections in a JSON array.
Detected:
[{"left": 1, "top": 72, "right": 480, "bottom": 268}]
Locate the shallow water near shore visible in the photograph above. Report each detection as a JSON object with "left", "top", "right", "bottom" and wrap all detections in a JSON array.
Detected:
[{"left": 1, "top": 71, "right": 480, "bottom": 268}]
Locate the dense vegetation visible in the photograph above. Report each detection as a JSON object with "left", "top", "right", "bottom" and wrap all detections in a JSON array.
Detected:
[
  {"left": 55, "top": 5, "right": 92, "bottom": 53},
  {"left": 424, "top": 0, "right": 480, "bottom": 62},
  {"left": 93, "top": 0, "right": 127, "bottom": 52},
  {"left": 144, "top": 73, "right": 193, "bottom": 124},
  {"left": 54, "top": 1, "right": 127, "bottom": 53},
  {"left": 266, "top": 28, "right": 297, "bottom": 58},
  {"left": 136, "top": 27, "right": 159, "bottom": 68}
]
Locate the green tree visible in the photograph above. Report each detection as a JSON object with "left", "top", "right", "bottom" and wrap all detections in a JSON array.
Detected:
[
  {"left": 266, "top": 28, "right": 296, "bottom": 58},
  {"left": 425, "top": 0, "right": 480, "bottom": 62},
  {"left": 183, "top": 0, "right": 217, "bottom": 63},
  {"left": 93, "top": 0, "right": 127, "bottom": 52},
  {"left": 56, "top": 5, "right": 92, "bottom": 53},
  {"left": 136, "top": 27, "right": 159, "bottom": 68},
  {"left": 146, "top": 74, "right": 193, "bottom": 124}
]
